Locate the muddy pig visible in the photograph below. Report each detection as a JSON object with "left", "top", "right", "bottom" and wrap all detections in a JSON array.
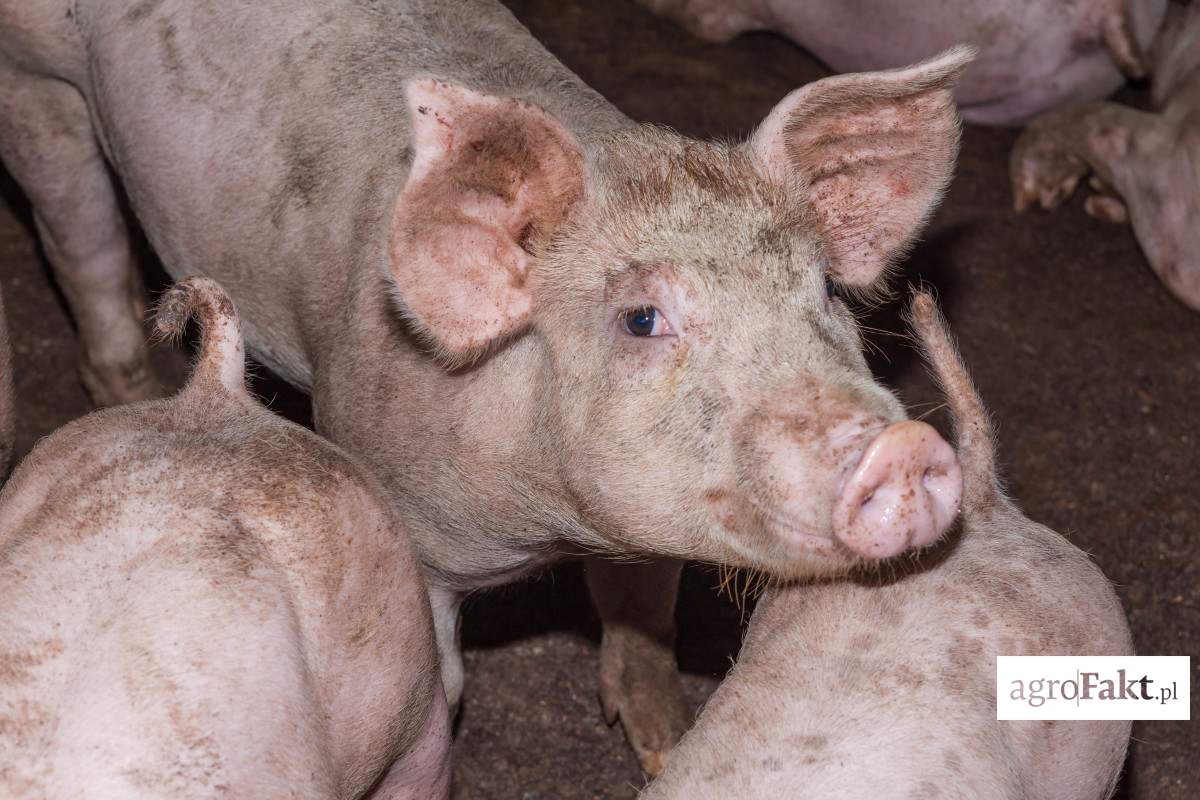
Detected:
[
  {"left": 639, "top": 0, "right": 1166, "bottom": 125},
  {"left": 0, "top": 277, "right": 451, "bottom": 799},
  {"left": 0, "top": 0, "right": 968, "bottom": 770},
  {"left": 1011, "top": 0, "right": 1200, "bottom": 313},
  {"left": 639, "top": 292, "right": 1135, "bottom": 799}
]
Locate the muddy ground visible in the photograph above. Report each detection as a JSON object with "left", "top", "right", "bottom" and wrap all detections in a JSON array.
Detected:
[{"left": 1, "top": 0, "right": 1196, "bottom": 797}]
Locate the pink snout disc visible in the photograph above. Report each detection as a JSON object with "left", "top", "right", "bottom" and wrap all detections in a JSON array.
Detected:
[{"left": 832, "top": 420, "right": 962, "bottom": 559}]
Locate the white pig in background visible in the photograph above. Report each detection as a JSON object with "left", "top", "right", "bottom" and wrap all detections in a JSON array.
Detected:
[
  {"left": 1011, "top": 1, "right": 1200, "bottom": 313},
  {"left": 0, "top": 0, "right": 968, "bottom": 770},
  {"left": 640, "top": 292, "right": 1135, "bottom": 800},
  {"left": 639, "top": 0, "right": 1167, "bottom": 125},
  {"left": 0, "top": 278, "right": 451, "bottom": 799}
]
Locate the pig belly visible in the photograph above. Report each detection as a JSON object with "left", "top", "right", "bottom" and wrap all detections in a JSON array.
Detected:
[{"left": 658, "top": 0, "right": 1167, "bottom": 125}]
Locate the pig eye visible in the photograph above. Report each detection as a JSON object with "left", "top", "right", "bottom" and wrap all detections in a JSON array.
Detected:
[
  {"left": 825, "top": 275, "right": 836, "bottom": 299},
  {"left": 621, "top": 306, "right": 672, "bottom": 337}
]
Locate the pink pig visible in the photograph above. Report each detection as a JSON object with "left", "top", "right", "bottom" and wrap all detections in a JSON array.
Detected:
[
  {"left": 640, "top": 0, "right": 1167, "bottom": 125},
  {"left": 0, "top": 278, "right": 451, "bottom": 799},
  {"left": 0, "top": 0, "right": 967, "bottom": 769}
]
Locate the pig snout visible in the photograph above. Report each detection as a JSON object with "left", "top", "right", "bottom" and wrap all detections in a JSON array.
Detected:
[{"left": 832, "top": 421, "right": 962, "bottom": 558}]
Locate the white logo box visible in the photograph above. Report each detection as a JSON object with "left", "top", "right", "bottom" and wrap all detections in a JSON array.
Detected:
[{"left": 997, "top": 656, "right": 1191, "bottom": 720}]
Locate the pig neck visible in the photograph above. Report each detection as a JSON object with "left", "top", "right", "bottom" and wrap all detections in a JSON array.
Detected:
[{"left": 313, "top": 262, "right": 601, "bottom": 592}]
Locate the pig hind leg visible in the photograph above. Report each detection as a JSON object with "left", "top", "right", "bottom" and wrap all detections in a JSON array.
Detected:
[
  {"left": 0, "top": 65, "right": 159, "bottom": 406},
  {"left": 584, "top": 556, "right": 692, "bottom": 775}
]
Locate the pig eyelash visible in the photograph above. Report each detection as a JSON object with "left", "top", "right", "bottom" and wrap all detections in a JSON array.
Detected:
[{"left": 619, "top": 305, "right": 674, "bottom": 337}]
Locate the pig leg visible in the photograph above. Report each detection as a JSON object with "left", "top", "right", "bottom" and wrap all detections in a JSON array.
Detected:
[
  {"left": 584, "top": 556, "right": 691, "bottom": 775},
  {"left": 427, "top": 581, "right": 466, "bottom": 714},
  {"left": 1011, "top": 102, "right": 1200, "bottom": 310},
  {"left": 0, "top": 65, "right": 158, "bottom": 406}
]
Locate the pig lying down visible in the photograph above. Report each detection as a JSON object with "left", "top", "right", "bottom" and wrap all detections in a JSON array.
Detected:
[
  {"left": 1011, "top": 1, "right": 1200, "bottom": 313},
  {"left": 0, "top": 278, "right": 451, "bottom": 799},
  {"left": 640, "top": 293, "right": 1135, "bottom": 800},
  {"left": 639, "top": 0, "right": 1168, "bottom": 125},
  {"left": 0, "top": 0, "right": 966, "bottom": 770}
]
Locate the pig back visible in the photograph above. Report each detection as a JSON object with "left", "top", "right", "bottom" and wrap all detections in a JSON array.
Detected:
[
  {"left": 0, "top": 371, "right": 445, "bottom": 798},
  {"left": 62, "top": 0, "right": 625, "bottom": 389}
]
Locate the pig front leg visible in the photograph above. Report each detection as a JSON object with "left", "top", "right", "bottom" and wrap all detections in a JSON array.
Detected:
[
  {"left": 0, "top": 65, "right": 159, "bottom": 406},
  {"left": 1012, "top": 102, "right": 1200, "bottom": 311},
  {"left": 427, "top": 581, "right": 466, "bottom": 714},
  {"left": 584, "top": 556, "right": 692, "bottom": 775}
]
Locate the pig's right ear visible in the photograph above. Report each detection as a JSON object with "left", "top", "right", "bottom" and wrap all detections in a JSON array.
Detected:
[
  {"left": 389, "top": 80, "right": 588, "bottom": 365},
  {"left": 749, "top": 47, "right": 972, "bottom": 288}
]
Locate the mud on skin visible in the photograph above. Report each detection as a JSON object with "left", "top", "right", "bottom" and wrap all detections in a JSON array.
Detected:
[
  {"left": 0, "top": 277, "right": 451, "bottom": 798},
  {"left": 1, "top": 0, "right": 1198, "bottom": 797}
]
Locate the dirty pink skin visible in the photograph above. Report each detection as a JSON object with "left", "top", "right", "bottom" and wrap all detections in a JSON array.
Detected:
[
  {"left": 640, "top": 0, "right": 1167, "bottom": 125},
  {"left": 640, "top": 293, "right": 1135, "bottom": 800},
  {"left": 0, "top": 0, "right": 965, "bottom": 771},
  {"left": 0, "top": 278, "right": 451, "bottom": 800},
  {"left": 1012, "top": 1, "right": 1200, "bottom": 313}
]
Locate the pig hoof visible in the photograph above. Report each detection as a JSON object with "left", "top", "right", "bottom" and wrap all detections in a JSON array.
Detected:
[
  {"left": 1084, "top": 194, "right": 1129, "bottom": 224},
  {"left": 1010, "top": 126, "right": 1090, "bottom": 213},
  {"left": 597, "top": 634, "right": 693, "bottom": 775}
]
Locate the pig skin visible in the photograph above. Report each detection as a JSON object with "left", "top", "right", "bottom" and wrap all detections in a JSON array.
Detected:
[
  {"left": 1011, "top": 1, "right": 1200, "bottom": 314},
  {"left": 639, "top": 0, "right": 1167, "bottom": 125},
  {"left": 639, "top": 293, "right": 1135, "bottom": 800},
  {"left": 0, "top": 0, "right": 969, "bottom": 770},
  {"left": 0, "top": 277, "right": 451, "bottom": 799}
]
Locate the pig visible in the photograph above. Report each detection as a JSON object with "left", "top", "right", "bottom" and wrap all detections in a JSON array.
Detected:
[
  {"left": 638, "top": 0, "right": 1168, "bottom": 125},
  {"left": 638, "top": 291, "right": 1135, "bottom": 800},
  {"left": 0, "top": 0, "right": 968, "bottom": 770},
  {"left": 1011, "top": 1, "right": 1200, "bottom": 313},
  {"left": 0, "top": 277, "right": 451, "bottom": 799}
]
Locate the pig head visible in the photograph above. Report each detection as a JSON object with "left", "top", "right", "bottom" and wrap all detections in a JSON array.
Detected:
[
  {"left": 1011, "top": 0, "right": 1200, "bottom": 313},
  {"left": 369, "top": 53, "right": 969, "bottom": 578},
  {"left": 638, "top": 0, "right": 1167, "bottom": 125}
]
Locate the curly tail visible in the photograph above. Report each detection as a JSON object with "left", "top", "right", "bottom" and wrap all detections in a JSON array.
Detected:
[
  {"left": 154, "top": 276, "right": 246, "bottom": 395},
  {"left": 907, "top": 290, "right": 1004, "bottom": 515}
]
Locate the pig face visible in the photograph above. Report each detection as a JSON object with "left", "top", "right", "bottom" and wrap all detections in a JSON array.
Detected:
[{"left": 389, "top": 50, "right": 971, "bottom": 579}]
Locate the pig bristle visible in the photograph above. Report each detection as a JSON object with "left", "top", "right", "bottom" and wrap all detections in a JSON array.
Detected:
[{"left": 715, "top": 564, "right": 771, "bottom": 620}]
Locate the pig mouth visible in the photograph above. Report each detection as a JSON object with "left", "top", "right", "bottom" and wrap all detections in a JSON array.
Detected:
[{"left": 750, "top": 503, "right": 855, "bottom": 561}]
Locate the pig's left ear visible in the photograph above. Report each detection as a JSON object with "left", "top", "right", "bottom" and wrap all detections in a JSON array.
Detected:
[
  {"left": 749, "top": 47, "right": 972, "bottom": 287},
  {"left": 389, "top": 79, "right": 587, "bottom": 364}
]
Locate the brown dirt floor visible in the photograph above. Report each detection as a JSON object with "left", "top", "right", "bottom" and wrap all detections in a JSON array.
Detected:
[{"left": 1, "top": 0, "right": 1196, "bottom": 797}]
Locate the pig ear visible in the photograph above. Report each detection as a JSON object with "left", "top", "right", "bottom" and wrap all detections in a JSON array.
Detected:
[
  {"left": 749, "top": 47, "right": 972, "bottom": 287},
  {"left": 389, "top": 79, "right": 587, "bottom": 363}
]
